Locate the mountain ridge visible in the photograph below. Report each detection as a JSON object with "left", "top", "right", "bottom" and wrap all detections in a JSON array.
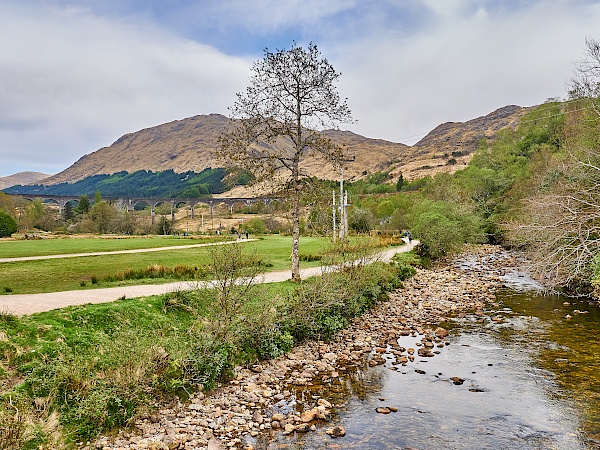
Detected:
[
  {"left": 0, "top": 171, "right": 50, "bottom": 190},
  {"left": 19, "top": 105, "right": 532, "bottom": 188}
]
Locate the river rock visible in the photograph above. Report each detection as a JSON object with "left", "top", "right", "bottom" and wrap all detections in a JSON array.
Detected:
[
  {"left": 326, "top": 425, "right": 346, "bottom": 437},
  {"left": 95, "top": 244, "right": 519, "bottom": 450},
  {"left": 434, "top": 327, "right": 448, "bottom": 338},
  {"left": 300, "top": 408, "right": 318, "bottom": 422},
  {"left": 317, "top": 398, "right": 332, "bottom": 408},
  {"left": 418, "top": 348, "right": 434, "bottom": 357}
]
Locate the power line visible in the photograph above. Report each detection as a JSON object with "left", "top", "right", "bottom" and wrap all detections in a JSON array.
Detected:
[
  {"left": 519, "top": 104, "right": 597, "bottom": 125},
  {"left": 391, "top": 98, "right": 595, "bottom": 143}
]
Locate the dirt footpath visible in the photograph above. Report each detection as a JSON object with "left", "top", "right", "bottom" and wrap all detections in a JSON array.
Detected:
[{"left": 0, "top": 241, "right": 417, "bottom": 316}]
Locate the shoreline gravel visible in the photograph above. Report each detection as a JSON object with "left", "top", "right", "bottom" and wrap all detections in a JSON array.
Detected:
[{"left": 93, "top": 245, "right": 523, "bottom": 450}]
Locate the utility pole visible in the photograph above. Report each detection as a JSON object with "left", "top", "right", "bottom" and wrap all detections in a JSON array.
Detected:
[
  {"left": 332, "top": 190, "right": 337, "bottom": 243},
  {"left": 337, "top": 157, "right": 354, "bottom": 240},
  {"left": 343, "top": 190, "right": 349, "bottom": 238}
]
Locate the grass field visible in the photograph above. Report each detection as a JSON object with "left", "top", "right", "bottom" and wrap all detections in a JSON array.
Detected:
[
  {"left": 0, "top": 235, "right": 331, "bottom": 294},
  {"left": 0, "top": 255, "right": 408, "bottom": 447},
  {"left": 0, "top": 235, "right": 229, "bottom": 258}
]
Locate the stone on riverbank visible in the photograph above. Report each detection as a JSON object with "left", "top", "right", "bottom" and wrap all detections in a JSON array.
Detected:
[{"left": 94, "top": 245, "right": 518, "bottom": 450}]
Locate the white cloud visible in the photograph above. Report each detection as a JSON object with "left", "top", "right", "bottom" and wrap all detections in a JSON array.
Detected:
[
  {"left": 0, "top": 3, "right": 250, "bottom": 175},
  {"left": 335, "top": 0, "right": 600, "bottom": 142},
  {"left": 1, "top": 0, "right": 600, "bottom": 175}
]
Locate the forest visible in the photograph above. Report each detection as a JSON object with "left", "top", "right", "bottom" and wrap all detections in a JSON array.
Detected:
[{"left": 2, "top": 167, "right": 240, "bottom": 198}]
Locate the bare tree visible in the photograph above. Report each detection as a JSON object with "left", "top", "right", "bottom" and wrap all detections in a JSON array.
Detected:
[
  {"left": 218, "top": 42, "right": 353, "bottom": 281},
  {"left": 508, "top": 157, "right": 600, "bottom": 290},
  {"left": 568, "top": 37, "right": 600, "bottom": 116}
]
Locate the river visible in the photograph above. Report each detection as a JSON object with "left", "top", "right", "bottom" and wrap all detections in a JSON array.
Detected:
[{"left": 251, "top": 272, "right": 600, "bottom": 449}]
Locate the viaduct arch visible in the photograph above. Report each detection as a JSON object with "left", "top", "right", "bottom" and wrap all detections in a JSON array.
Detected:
[{"left": 6, "top": 193, "right": 282, "bottom": 224}]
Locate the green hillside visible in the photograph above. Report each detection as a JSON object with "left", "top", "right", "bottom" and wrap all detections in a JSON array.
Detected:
[{"left": 2, "top": 168, "right": 251, "bottom": 198}]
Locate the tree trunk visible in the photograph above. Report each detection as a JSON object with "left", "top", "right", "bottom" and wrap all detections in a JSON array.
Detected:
[{"left": 291, "top": 182, "right": 301, "bottom": 282}]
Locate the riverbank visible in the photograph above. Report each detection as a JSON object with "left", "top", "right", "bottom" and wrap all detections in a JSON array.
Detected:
[{"left": 94, "top": 245, "right": 522, "bottom": 450}]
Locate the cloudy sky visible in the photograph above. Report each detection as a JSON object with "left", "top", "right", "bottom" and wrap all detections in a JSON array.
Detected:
[{"left": 1, "top": 0, "right": 600, "bottom": 177}]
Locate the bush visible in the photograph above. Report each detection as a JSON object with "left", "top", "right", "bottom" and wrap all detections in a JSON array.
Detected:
[
  {"left": 348, "top": 207, "right": 374, "bottom": 233},
  {"left": 282, "top": 261, "right": 404, "bottom": 341},
  {"left": 412, "top": 201, "right": 484, "bottom": 258},
  {"left": 243, "top": 218, "right": 267, "bottom": 234},
  {"left": 180, "top": 337, "right": 234, "bottom": 391},
  {"left": 0, "top": 211, "right": 17, "bottom": 237}
]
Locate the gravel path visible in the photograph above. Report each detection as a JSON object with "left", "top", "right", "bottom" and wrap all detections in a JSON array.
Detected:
[
  {"left": 0, "top": 240, "right": 417, "bottom": 316},
  {"left": 0, "top": 238, "right": 254, "bottom": 263}
]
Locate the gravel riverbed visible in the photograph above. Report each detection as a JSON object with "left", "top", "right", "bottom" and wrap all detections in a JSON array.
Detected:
[{"left": 93, "top": 245, "right": 525, "bottom": 450}]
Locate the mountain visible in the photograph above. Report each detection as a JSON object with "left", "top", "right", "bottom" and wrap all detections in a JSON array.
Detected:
[
  {"left": 390, "top": 105, "right": 530, "bottom": 180},
  {"left": 36, "top": 106, "right": 531, "bottom": 188},
  {"left": 0, "top": 171, "right": 50, "bottom": 190}
]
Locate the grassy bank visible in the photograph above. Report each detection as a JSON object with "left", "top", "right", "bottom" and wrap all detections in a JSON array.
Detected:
[
  {"left": 0, "top": 235, "right": 228, "bottom": 259},
  {"left": 0, "top": 242, "right": 416, "bottom": 449},
  {"left": 0, "top": 236, "right": 334, "bottom": 294}
]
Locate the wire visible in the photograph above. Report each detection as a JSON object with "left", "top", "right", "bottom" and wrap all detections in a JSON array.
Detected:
[
  {"left": 390, "top": 98, "right": 596, "bottom": 143},
  {"left": 519, "top": 105, "right": 597, "bottom": 125}
]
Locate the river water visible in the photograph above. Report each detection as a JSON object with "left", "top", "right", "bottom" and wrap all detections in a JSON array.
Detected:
[{"left": 251, "top": 272, "right": 600, "bottom": 449}]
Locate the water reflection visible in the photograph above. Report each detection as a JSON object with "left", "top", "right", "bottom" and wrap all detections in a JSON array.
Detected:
[
  {"left": 499, "top": 291, "right": 600, "bottom": 447},
  {"left": 251, "top": 288, "right": 599, "bottom": 449}
]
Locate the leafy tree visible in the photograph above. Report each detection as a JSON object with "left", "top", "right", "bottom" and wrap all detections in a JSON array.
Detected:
[
  {"left": 63, "top": 201, "right": 75, "bottom": 221},
  {"left": 0, "top": 192, "right": 16, "bottom": 217},
  {"left": 412, "top": 201, "right": 483, "bottom": 258},
  {"left": 26, "top": 198, "right": 56, "bottom": 231},
  {"left": 348, "top": 207, "right": 374, "bottom": 233},
  {"left": 243, "top": 218, "right": 266, "bottom": 234},
  {"left": 219, "top": 42, "right": 353, "bottom": 281},
  {"left": 94, "top": 191, "right": 102, "bottom": 204},
  {"left": 0, "top": 211, "right": 17, "bottom": 237},
  {"left": 90, "top": 201, "right": 116, "bottom": 233},
  {"left": 76, "top": 195, "right": 91, "bottom": 214},
  {"left": 376, "top": 200, "right": 395, "bottom": 219},
  {"left": 396, "top": 173, "right": 404, "bottom": 191},
  {"left": 156, "top": 216, "right": 173, "bottom": 235}
]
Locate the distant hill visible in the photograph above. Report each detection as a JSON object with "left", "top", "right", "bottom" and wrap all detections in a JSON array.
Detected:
[
  {"left": 0, "top": 171, "right": 50, "bottom": 190},
  {"left": 29, "top": 106, "right": 531, "bottom": 190},
  {"left": 3, "top": 168, "right": 238, "bottom": 198}
]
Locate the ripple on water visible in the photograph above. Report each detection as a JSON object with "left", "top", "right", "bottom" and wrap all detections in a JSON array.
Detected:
[{"left": 253, "top": 319, "right": 585, "bottom": 450}]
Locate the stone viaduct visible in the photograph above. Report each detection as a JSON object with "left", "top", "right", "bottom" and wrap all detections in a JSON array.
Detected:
[{"left": 6, "top": 193, "right": 281, "bottom": 224}]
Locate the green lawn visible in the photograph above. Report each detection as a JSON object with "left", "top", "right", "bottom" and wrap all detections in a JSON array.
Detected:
[
  {"left": 0, "top": 235, "right": 330, "bottom": 294},
  {"left": 0, "top": 235, "right": 229, "bottom": 258}
]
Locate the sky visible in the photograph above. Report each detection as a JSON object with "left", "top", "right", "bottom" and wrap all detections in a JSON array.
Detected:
[{"left": 1, "top": 0, "right": 600, "bottom": 177}]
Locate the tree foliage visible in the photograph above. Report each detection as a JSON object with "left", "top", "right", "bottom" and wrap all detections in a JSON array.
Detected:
[
  {"left": 0, "top": 192, "right": 16, "bottom": 218},
  {"left": 219, "top": 42, "right": 353, "bottom": 280},
  {"left": 4, "top": 169, "right": 228, "bottom": 198},
  {"left": 0, "top": 211, "right": 17, "bottom": 237}
]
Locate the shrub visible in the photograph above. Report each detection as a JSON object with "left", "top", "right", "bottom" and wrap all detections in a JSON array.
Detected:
[
  {"left": 412, "top": 201, "right": 484, "bottom": 258},
  {"left": 102, "top": 264, "right": 206, "bottom": 283},
  {"left": 243, "top": 218, "right": 267, "bottom": 234},
  {"left": 282, "top": 261, "right": 404, "bottom": 341},
  {"left": 180, "top": 337, "right": 234, "bottom": 391},
  {"left": 0, "top": 211, "right": 17, "bottom": 237},
  {"left": 348, "top": 207, "right": 374, "bottom": 233}
]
